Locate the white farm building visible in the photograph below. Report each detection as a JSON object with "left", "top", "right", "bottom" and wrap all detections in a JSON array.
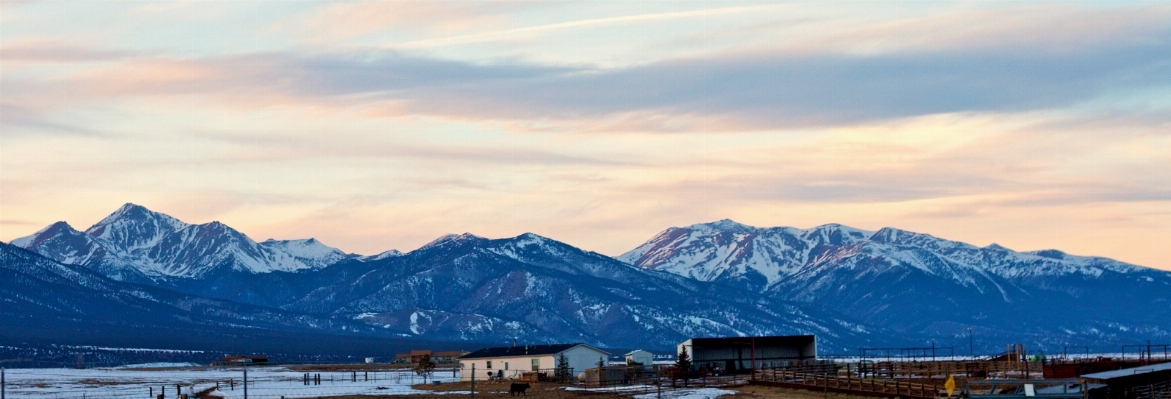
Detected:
[
  {"left": 625, "top": 350, "right": 654, "bottom": 366},
  {"left": 458, "top": 343, "right": 609, "bottom": 381}
]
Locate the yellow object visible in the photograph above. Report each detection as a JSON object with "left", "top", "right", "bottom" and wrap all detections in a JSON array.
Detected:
[{"left": 945, "top": 376, "right": 957, "bottom": 397}]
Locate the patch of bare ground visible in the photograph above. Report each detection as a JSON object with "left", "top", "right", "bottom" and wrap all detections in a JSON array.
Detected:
[
  {"left": 79, "top": 378, "right": 140, "bottom": 386},
  {"left": 415, "top": 380, "right": 571, "bottom": 395},
  {"left": 731, "top": 385, "right": 879, "bottom": 399}
]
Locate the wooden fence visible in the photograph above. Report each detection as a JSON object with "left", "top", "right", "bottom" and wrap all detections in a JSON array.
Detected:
[
  {"left": 855, "top": 361, "right": 1043, "bottom": 379},
  {"left": 752, "top": 369, "right": 943, "bottom": 399}
]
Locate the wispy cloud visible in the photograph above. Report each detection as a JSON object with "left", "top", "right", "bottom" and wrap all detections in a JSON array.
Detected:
[
  {"left": 9, "top": 34, "right": 1170, "bottom": 131},
  {"left": 3, "top": 1, "right": 1171, "bottom": 270},
  {"left": 383, "top": 4, "right": 788, "bottom": 50}
]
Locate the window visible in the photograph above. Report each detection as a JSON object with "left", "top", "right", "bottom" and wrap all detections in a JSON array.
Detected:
[
  {"left": 532, "top": 358, "right": 540, "bottom": 371},
  {"left": 487, "top": 360, "right": 492, "bottom": 369},
  {"left": 505, "top": 362, "right": 509, "bottom": 370}
]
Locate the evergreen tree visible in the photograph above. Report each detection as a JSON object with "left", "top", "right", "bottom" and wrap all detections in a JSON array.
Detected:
[
  {"left": 675, "top": 346, "right": 693, "bottom": 386},
  {"left": 556, "top": 353, "right": 571, "bottom": 381}
]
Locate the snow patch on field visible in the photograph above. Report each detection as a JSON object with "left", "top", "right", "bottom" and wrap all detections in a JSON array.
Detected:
[
  {"left": 1, "top": 367, "right": 458, "bottom": 399},
  {"left": 113, "top": 362, "right": 202, "bottom": 369},
  {"left": 635, "top": 388, "right": 736, "bottom": 399}
]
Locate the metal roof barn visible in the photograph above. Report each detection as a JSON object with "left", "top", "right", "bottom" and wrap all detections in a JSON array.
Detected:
[{"left": 678, "top": 335, "right": 817, "bottom": 373}]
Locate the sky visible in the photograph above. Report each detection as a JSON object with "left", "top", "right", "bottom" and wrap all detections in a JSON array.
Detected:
[{"left": 2, "top": 1, "right": 1170, "bottom": 270}]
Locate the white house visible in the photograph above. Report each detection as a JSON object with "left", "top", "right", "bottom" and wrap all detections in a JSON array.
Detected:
[
  {"left": 624, "top": 349, "right": 654, "bottom": 366},
  {"left": 458, "top": 343, "right": 610, "bottom": 381}
]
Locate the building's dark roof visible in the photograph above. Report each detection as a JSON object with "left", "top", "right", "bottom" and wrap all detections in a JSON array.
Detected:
[
  {"left": 687, "top": 335, "right": 816, "bottom": 347},
  {"left": 459, "top": 343, "right": 606, "bottom": 359},
  {"left": 1083, "top": 361, "right": 1171, "bottom": 380}
]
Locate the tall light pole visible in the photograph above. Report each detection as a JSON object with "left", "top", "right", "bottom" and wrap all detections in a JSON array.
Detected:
[{"left": 968, "top": 328, "right": 974, "bottom": 358}]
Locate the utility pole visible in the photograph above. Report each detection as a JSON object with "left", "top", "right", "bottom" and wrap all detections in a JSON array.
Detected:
[
  {"left": 243, "top": 363, "right": 248, "bottom": 399},
  {"left": 968, "top": 328, "right": 974, "bottom": 358},
  {"left": 471, "top": 363, "right": 476, "bottom": 399},
  {"left": 2, "top": 366, "right": 6, "bottom": 399}
]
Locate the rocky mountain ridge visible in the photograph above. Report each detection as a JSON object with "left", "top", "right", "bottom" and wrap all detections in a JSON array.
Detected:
[{"left": 8, "top": 205, "right": 1170, "bottom": 352}]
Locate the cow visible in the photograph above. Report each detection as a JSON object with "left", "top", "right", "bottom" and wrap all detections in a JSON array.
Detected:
[{"left": 510, "top": 382, "right": 532, "bottom": 396}]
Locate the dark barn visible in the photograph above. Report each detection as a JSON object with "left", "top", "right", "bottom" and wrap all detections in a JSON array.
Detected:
[
  {"left": 1084, "top": 361, "right": 1171, "bottom": 399},
  {"left": 678, "top": 335, "right": 817, "bottom": 373}
]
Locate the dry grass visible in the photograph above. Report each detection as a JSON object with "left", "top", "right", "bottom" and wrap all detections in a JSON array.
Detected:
[{"left": 78, "top": 378, "right": 140, "bottom": 386}]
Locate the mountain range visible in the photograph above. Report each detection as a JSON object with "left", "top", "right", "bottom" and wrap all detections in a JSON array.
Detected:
[{"left": 5, "top": 203, "right": 1169, "bottom": 355}]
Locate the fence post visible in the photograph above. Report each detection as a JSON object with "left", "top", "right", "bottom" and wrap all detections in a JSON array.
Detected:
[
  {"left": 2, "top": 367, "right": 5, "bottom": 399},
  {"left": 823, "top": 372, "right": 828, "bottom": 399},
  {"left": 471, "top": 363, "right": 476, "bottom": 399},
  {"left": 243, "top": 364, "right": 248, "bottom": 399}
]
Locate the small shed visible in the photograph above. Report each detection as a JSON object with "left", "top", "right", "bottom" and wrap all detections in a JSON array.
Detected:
[
  {"left": 625, "top": 350, "right": 654, "bottom": 367},
  {"left": 582, "top": 367, "right": 631, "bottom": 385}
]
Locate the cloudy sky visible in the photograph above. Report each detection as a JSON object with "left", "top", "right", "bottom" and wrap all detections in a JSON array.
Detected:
[{"left": 3, "top": 1, "right": 1170, "bottom": 270}]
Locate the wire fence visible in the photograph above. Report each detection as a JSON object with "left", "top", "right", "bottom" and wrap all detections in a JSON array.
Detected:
[{"left": 0, "top": 366, "right": 746, "bottom": 399}]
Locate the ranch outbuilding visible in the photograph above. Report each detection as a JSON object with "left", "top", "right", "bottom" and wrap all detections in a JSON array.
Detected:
[
  {"left": 678, "top": 335, "right": 817, "bottom": 373},
  {"left": 458, "top": 343, "right": 610, "bottom": 382}
]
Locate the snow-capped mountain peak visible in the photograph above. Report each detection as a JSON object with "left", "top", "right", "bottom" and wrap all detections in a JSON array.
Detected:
[
  {"left": 687, "top": 219, "right": 755, "bottom": 232},
  {"left": 259, "top": 238, "right": 350, "bottom": 269},
  {"left": 985, "top": 243, "right": 1012, "bottom": 251},
  {"left": 13, "top": 204, "right": 351, "bottom": 279},
  {"left": 11, "top": 221, "right": 80, "bottom": 248},
  {"left": 418, "top": 232, "right": 487, "bottom": 251},
  {"left": 360, "top": 249, "right": 404, "bottom": 261},
  {"left": 85, "top": 203, "right": 189, "bottom": 251},
  {"left": 800, "top": 223, "right": 874, "bottom": 246}
]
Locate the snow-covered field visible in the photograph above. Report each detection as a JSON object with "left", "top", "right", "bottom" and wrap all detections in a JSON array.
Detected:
[
  {"left": 2, "top": 366, "right": 459, "bottom": 399},
  {"left": 634, "top": 388, "right": 735, "bottom": 399}
]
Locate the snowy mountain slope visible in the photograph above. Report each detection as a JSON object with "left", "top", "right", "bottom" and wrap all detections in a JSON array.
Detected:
[
  {"left": 259, "top": 238, "right": 350, "bottom": 268},
  {"left": 0, "top": 242, "right": 373, "bottom": 335},
  {"left": 621, "top": 220, "right": 1165, "bottom": 291},
  {"left": 618, "top": 220, "right": 872, "bottom": 292},
  {"left": 9, "top": 206, "right": 1171, "bottom": 352},
  {"left": 9, "top": 221, "right": 152, "bottom": 283},
  {"left": 62, "top": 228, "right": 889, "bottom": 350},
  {"left": 280, "top": 232, "right": 895, "bottom": 350},
  {"left": 12, "top": 204, "right": 354, "bottom": 279},
  {"left": 621, "top": 220, "right": 1171, "bottom": 346}
]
